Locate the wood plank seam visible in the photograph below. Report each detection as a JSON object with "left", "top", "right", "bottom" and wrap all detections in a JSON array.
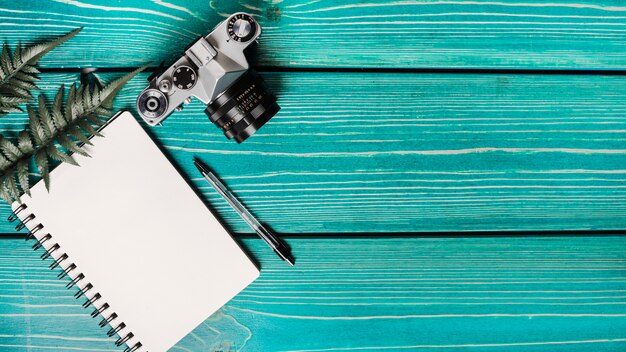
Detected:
[{"left": 38, "top": 67, "right": 626, "bottom": 76}]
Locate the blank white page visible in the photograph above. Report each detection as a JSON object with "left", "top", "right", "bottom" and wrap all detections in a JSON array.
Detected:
[{"left": 14, "top": 111, "right": 259, "bottom": 351}]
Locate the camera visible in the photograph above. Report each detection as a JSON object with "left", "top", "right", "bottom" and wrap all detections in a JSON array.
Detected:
[{"left": 136, "top": 13, "right": 279, "bottom": 143}]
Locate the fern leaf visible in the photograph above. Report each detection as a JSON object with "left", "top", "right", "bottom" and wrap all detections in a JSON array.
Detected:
[
  {"left": 16, "top": 159, "right": 29, "bottom": 196},
  {"left": 1, "top": 43, "right": 12, "bottom": 76},
  {"left": 28, "top": 104, "right": 45, "bottom": 145},
  {"left": 12, "top": 44, "right": 21, "bottom": 67},
  {"left": 96, "top": 65, "right": 148, "bottom": 108},
  {"left": 46, "top": 144, "right": 77, "bottom": 165},
  {"left": 17, "top": 131, "right": 33, "bottom": 154},
  {"left": 34, "top": 149, "right": 49, "bottom": 190},
  {"left": 0, "top": 136, "right": 21, "bottom": 161},
  {"left": 82, "top": 85, "right": 93, "bottom": 110},
  {"left": 47, "top": 84, "right": 65, "bottom": 135},
  {"left": 21, "top": 64, "right": 39, "bottom": 75},
  {"left": 77, "top": 119, "right": 101, "bottom": 137},
  {"left": 93, "top": 106, "right": 111, "bottom": 117},
  {"left": 0, "top": 28, "right": 82, "bottom": 116},
  {"left": 57, "top": 133, "right": 89, "bottom": 157},
  {"left": 12, "top": 71, "right": 37, "bottom": 83},
  {"left": 64, "top": 83, "right": 76, "bottom": 124},
  {"left": 0, "top": 179, "right": 12, "bottom": 203},
  {"left": 0, "top": 153, "right": 10, "bottom": 171},
  {"left": 0, "top": 85, "right": 30, "bottom": 99},
  {"left": 67, "top": 125, "right": 92, "bottom": 146},
  {"left": 10, "top": 76, "right": 37, "bottom": 91},
  {"left": 0, "top": 95, "right": 23, "bottom": 104},
  {"left": 21, "top": 28, "right": 82, "bottom": 64},
  {"left": 0, "top": 104, "right": 19, "bottom": 114},
  {"left": 84, "top": 113, "right": 100, "bottom": 125},
  {"left": 3, "top": 170, "right": 19, "bottom": 200}
]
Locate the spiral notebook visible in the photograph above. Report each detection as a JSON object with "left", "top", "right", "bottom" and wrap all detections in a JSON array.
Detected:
[{"left": 9, "top": 111, "right": 259, "bottom": 352}]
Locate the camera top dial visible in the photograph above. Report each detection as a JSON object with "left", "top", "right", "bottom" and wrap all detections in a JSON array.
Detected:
[
  {"left": 227, "top": 14, "right": 257, "bottom": 42},
  {"left": 172, "top": 65, "right": 197, "bottom": 90}
]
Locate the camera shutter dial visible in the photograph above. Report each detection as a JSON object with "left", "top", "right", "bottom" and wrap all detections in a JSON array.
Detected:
[
  {"left": 227, "top": 14, "right": 257, "bottom": 42},
  {"left": 172, "top": 65, "right": 197, "bottom": 90},
  {"left": 137, "top": 89, "right": 168, "bottom": 121}
]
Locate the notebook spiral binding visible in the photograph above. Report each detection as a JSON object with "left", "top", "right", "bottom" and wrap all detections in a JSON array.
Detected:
[{"left": 10, "top": 204, "right": 143, "bottom": 352}]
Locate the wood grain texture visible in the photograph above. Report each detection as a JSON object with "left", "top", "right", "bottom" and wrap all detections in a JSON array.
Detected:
[
  {"left": 2, "top": 0, "right": 626, "bottom": 69},
  {"left": 0, "top": 72, "right": 625, "bottom": 234},
  {"left": 1, "top": 236, "right": 626, "bottom": 351}
]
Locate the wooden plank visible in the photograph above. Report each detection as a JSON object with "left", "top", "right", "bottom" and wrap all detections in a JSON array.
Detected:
[
  {"left": 0, "top": 72, "right": 625, "bottom": 234},
  {"left": 1, "top": 236, "right": 626, "bottom": 351},
  {"left": 2, "top": 1, "right": 626, "bottom": 70}
]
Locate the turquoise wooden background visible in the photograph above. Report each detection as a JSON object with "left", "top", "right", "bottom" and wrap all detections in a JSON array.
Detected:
[
  {"left": 2, "top": 236, "right": 626, "bottom": 351},
  {"left": 1, "top": 0, "right": 626, "bottom": 351},
  {"left": 4, "top": 0, "right": 626, "bottom": 69}
]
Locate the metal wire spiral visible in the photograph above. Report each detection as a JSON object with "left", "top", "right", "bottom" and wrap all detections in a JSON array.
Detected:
[{"left": 9, "top": 205, "right": 142, "bottom": 352}]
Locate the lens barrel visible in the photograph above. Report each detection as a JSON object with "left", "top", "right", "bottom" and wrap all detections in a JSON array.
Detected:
[{"left": 205, "top": 70, "right": 279, "bottom": 143}]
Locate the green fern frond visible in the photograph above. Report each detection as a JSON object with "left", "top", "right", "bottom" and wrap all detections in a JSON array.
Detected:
[
  {"left": 16, "top": 160, "right": 29, "bottom": 196},
  {"left": 3, "top": 172, "right": 19, "bottom": 201},
  {"left": 17, "top": 131, "right": 34, "bottom": 156},
  {"left": 0, "top": 179, "right": 12, "bottom": 203},
  {"left": 57, "top": 133, "right": 89, "bottom": 157},
  {"left": 46, "top": 144, "right": 77, "bottom": 165},
  {"left": 34, "top": 149, "right": 49, "bottom": 190},
  {"left": 0, "top": 28, "right": 82, "bottom": 116},
  {"left": 0, "top": 137, "right": 21, "bottom": 161},
  {"left": 0, "top": 65, "right": 146, "bottom": 202},
  {"left": 0, "top": 153, "right": 10, "bottom": 171}
]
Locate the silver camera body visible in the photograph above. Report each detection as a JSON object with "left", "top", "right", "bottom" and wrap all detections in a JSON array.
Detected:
[{"left": 137, "top": 13, "right": 279, "bottom": 142}]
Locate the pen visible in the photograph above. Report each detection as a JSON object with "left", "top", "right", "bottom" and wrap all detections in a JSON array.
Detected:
[{"left": 193, "top": 157, "right": 295, "bottom": 266}]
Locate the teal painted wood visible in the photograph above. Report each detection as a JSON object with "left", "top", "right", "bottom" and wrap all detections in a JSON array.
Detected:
[
  {"left": 1, "top": 236, "right": 626, "bottom": 351},
  {"left": 0, "top": 72, "right": 625, "bottom": 234},
  {"left": 2, "top": 0, "right": 626, "bottom": 69}
]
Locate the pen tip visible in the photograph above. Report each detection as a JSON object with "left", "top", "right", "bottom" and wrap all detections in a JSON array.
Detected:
[
  {"left": 192, "top": 157, "right": 208, "bottom": 173},
  {"left": 285, "top": 255, "right": 296, "bottom": 266}
]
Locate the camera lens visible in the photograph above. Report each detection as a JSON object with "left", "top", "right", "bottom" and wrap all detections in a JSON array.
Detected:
[{"left": 205, "top": 70, "right": 279, "bottom": 143}]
